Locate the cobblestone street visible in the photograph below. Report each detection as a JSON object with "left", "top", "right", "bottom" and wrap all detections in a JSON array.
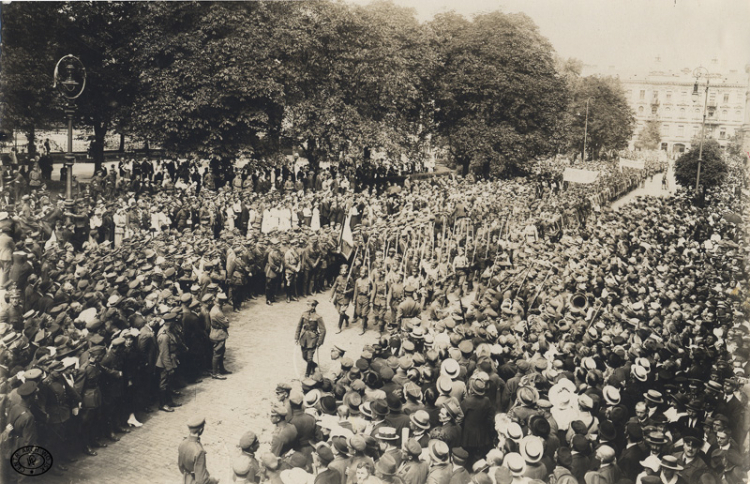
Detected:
[{"left": 36, "top": 295, "right": 379, "bottom": 484}]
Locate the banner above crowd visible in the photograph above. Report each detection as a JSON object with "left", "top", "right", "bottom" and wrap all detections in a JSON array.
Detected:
[
  {"left": 619, "top": 157, "right": 646, "bottom": 170},
  {"left": 562, "top": 168, "right": 600, "bottom": 184}
]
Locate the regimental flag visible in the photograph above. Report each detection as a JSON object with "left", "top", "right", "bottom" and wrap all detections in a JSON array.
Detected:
[
  {"left": 562, "top": 168, "right": 600, "bottom": 184},
  {"left": 339, "top": 204, "right": 355, "bottom": 261}
]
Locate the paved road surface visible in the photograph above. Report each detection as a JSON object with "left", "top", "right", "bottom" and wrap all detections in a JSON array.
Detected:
[
  {"left": 32, "top": 166, "right": 673, "bottom": 483},
  {"left": 610, "top": 164, "right": 676, "bottom": 210},
  {"left": 36, "top": 294, "right": 379, "bottom": 484}
]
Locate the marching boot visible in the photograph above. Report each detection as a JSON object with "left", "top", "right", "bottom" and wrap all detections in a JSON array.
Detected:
[
  {"left": 337, "top": 314, "right": 345, "bottom": 333},
  {"left": 305, "top": 361, "right": 316, "bottom": 377}
]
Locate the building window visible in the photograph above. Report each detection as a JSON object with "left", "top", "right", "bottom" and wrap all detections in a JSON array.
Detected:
[
  {"left": 677, "top": 125, "right": 684, "bottom": 137},
  {"left": 665, "top": 107, "right": 671, "bottom": 117},
  {"left": 662, "top": 124, "right": 670, "bottom": 135},
  {"left": 640, "top": 90, "right": 645, "bottom": 100},
  {"left": 737, "top": 110, "right": 743, "bottom": 120},
  {"left": 666, "top": 91, "right": 672, "bottom": 102},
  {"left": 694, "top": 108, "right": 700, "bottom": 118},
  {"left": 723, "top": 94, "right": 729, "bottom": 103},
  {"left": 652, "top": 91, "right": 659, "bottom": 101},
  {"left": 638, "top": 106, "right": 644, "bottom": 114},
  {"left": 679, "top": 108, "right": 686, "bottom": 118},
  {"left": 709, "top": 92, "right": 716, "bottom": 105},
  {"left": 720, "top": 128, "right": 726, "bottom": 139},
  {"left": 681, "top": 91, "right": 687, "bottom": 102},
  {"left": 721, "top": 110, "right": 727, "bottom": 119}
]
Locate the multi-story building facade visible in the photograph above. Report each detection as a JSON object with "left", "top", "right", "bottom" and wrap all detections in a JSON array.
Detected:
[{"left": 591, "top": 61, "right": 749, "bottom": 155}]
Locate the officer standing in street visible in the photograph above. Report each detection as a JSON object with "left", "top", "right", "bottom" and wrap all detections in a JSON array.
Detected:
[
  {"left": 178, "top": 416, "right": 219, "bottom": 484},
  {"left": 265, "top": 238, "right": 284, "bottom": 306},
  {"left": 209, "top": 293, "right": 232, "bottom": 380},
  {"left": 155, "top": 316, "right": 183, "bottom": 412},
  {"left": 295, "top": 299, "right": 326, "bottom": 378},
  {"left": 396, "top": 285, "right": 421, "bottom": 331},
  {"left": 284, "top": 239, "right": 302, "bottom": 303}
]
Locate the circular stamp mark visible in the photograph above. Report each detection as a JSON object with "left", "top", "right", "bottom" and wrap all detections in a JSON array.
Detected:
[{"left": 10, "top": 446, "right": 53, "bottom": 476}]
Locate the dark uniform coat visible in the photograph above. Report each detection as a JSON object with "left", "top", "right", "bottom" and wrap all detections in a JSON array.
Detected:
[{"left": 178, "top": 435, "right": 217, "bottom": 484}]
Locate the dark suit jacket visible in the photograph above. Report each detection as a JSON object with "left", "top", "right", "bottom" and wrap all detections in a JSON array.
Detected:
[
  {"left": 571, "top": 453, "right": 592, "bottom": 483},
  {"left": 315, "top": 468, "right": 341, "bottom": 484},
  {"left": 617, "top": 443, "right": 648, "bottom": 482}
]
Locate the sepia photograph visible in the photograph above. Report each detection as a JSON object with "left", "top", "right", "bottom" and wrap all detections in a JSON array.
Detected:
[{"left": 0, "top": 0, "right": 748, "bottom": 483}]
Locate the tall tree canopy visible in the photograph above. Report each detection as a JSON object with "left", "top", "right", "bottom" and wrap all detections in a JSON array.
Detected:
[
  {"left": 568, "top": 75, "right": 635, "bottom": 160},
  {"left": 429, "top": 11, "right": 569, "bottom": 177},
  {"left": 674, "top": 138, "right": 727, "bottom": 190},
  {"left": 634, "top": 119, "right": 661, "bottom": 150},
  {"left": 1, "top": 1, "right": 639, "bottom": 177}
]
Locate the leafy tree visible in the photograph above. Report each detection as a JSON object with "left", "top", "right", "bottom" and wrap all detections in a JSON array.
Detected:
[
  {"left": 634, "top": 119, "right": 661, "bottom": 150},
  {"left": 129, "top": 2, "right": 288, "bottom": 161},
  {"left": 568, "top": 75, "right": 635, "bottom": 160},
  {"left": 280, "top": 0, "right": 434, "bottom": 170},
  {"left": 58, "top": 2, "right": 143, "bottom": 168},
  {"left": 674, "top": 138, "right": 727, "bottom": 190},
  {"left": 0, "top": 3, "right": 63, "bottom": 157},
  {"left": 1, "top": 2, "right": 144, "bottom": 167},
  {"left": 429, "top": 11, "right": 569, "bottom": 177}
]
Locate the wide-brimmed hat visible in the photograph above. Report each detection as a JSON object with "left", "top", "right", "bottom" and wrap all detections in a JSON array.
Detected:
[
  {"left": 410, "top": 410, "right": 431, "bottom": 430},
  {"left": 518, "top": 386, "right": 539, "bottom": 406},
  {"left": 505, "top": 452, "right": 526, "bottom": 476},
  {"left": 441, "top": 358, "right": 460, "bottom": 379},
  {"left": 660, "top": 456, "right": 684, "bottom": 471},
  {"left": 374, "top": 427, "right": 399, "bottom": 441},
  {"left": 645, "top": 431, "right": 668, "bottom": 445},
  {"left": 370, "top": 399, "right": 389, "bottom": 417},
  {"left": 375, "top": 454, "right": 398, "bottom": 476},
  {"left": 429, "top": 440, "right": 449, "bottom": 463},
  {"left": 644, "top": 390, "right": 664, "bottom": 405},
  {"left": 520, "top": 436, "right": 544, "bottom": 464}
]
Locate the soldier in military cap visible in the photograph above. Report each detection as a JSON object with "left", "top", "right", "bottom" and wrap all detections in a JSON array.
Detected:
[
  {"left": 155, "top": 316, "right": 183, "bottom": 412},
  {"left": 177, "top": 416, "right": 219, "bottom": 484},
  {"left": 270, "top": 405, "right": 298, "bottom": 457},
  {"left": 74, "top": 345, "right": 112, "bottom": 455},
  {"left": 265, "top": 238, "right": 284, "bottom": 305},
  {"left": 370, "top": 267, "right": 389, "bottom": 334},
  {"left": 232, "top": 430, "right": 261, "bottom": 483},
  {"left": 209, "top": 293, "right": 232, "bottom": 379},
  {"left": 331, "top": 264, "right": 354, "bottom": 333},
  {"left": 2, "top": 381, "right": 38, "bottom": 479},
  {"left": 284, "top": 239, "right": 301, "bottom": 303},
  {"left": 352, "top": 266, "right": 372, "bottom": 335},
  {"left": 295, "top": 300, "right": 326, "bottom": 378},
  {"left": 396, "top": 285, "right": 421, "bottom": 332}
]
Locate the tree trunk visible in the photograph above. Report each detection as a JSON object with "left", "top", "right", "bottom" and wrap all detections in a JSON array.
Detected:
[
  {"left": 93, "top": 122, "right": 107, "bottom": 173},
  {"left": 119, "top": 133, "right": 125, "bottom": 152},
  {"left": 304, "top": 137, "right": 319, "bottom": 173},
  {"left": 25, "top": 127, "right": 36, "bottom": 158},
  {"left": 266, "top": 104, "right": 283, "bottom": 155}
]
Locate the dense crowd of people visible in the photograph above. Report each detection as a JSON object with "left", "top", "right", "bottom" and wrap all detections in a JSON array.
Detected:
[{"left": 0, "top": 150, "right": 747, "bottom": 484}]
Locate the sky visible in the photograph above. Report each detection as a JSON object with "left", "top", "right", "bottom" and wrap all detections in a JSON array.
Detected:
[{"left": 346, "top": 0, "right": 750, "bottom": 75}]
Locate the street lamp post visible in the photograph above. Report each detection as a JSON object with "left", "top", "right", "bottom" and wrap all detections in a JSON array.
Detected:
[
  {"left": 53, "top": 55, "right": 86, "bottom": 218},
  {"left": 582, "top": 98, "right": 590, "bottom": 162},
  {"left": 691, "top": 66, "right": 716, "bottom": 192}
]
